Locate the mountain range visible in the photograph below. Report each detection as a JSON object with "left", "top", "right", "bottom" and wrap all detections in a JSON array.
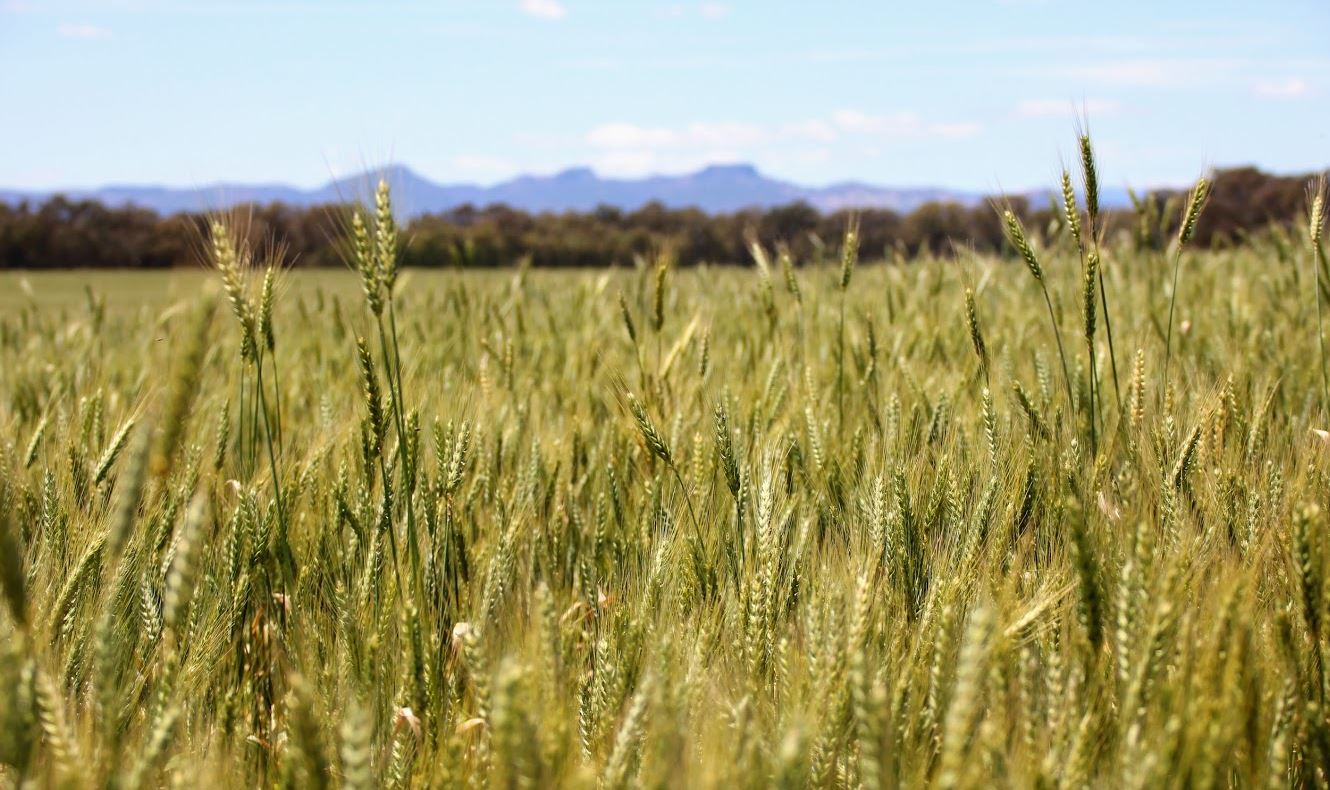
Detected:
[{"left": 0, "top": 163, "right": 1133, "bottom": 217}]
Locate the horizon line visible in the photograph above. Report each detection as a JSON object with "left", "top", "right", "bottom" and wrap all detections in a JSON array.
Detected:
[{"left": 6, "top": 159, "right": 1315, "bottom": 197}]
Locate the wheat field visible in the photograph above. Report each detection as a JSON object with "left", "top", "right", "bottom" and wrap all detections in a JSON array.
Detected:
[{"left": 2, "top": 163, "right": 1329, "bottom": 788}]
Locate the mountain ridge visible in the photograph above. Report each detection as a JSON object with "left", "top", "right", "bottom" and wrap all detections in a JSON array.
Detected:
[{"left": 0, "top": 162, "right": 1133, "bottom": 217}]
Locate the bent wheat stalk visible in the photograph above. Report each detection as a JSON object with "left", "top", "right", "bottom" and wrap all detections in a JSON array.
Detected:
[{"left": 1162, "top": 176, "right": 1209, "bottom": 388}]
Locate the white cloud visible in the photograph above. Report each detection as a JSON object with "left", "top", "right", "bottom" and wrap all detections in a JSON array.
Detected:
[
  {"left": 828, "top": 110, "right": 981, "bottom": 139},
  {"left": 830, "top": 109, "right": 917, "bottom": 134},
  {"left": 1253, "top": 77, "right": 1310, "bottom": 99},
  {"left": 519, "top": 0, "right": 566, "bottom": 20},
  {"left": 1016, "top": 98, "right": 1121, "bottom": 118},
  {"left": 698, "top": 2, "right": 729, "bottom": 18},
  {"left": 587, "top": 110, "right": 982, "bottom": 159},
  {"left": 579, "top": 109, "right": 982, "bottom": 178},
  {"left": 451, "top": 155, "right": 519, "bottom": 180},
  {"left": 1074, "top": 60, "right": 1174, "bottom": 85},
  {"left": 1068, "top": 58, "right": 1237, "bottom": 86},
  {"left": 592, "top": 150, "right": 658, "bottom": 177},
  {"left": 587, "top": 123, "right": 677, "bottom": 149},
  {"left": 781, "top": 119, "right": 839, "bottom": 143},
  {"left": 683, "top": 121, "right": 766, "bottom": 147},
  {"left": 58, "top": 23, "right": 111, "bottom": 40},
  {"left": 587, "top": 121, "right": 766, "bottom": 150}
]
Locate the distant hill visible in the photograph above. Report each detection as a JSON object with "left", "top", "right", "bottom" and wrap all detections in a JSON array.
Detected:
[{"left": 0, "top": 163, "right": 1131, "bottom": 217}]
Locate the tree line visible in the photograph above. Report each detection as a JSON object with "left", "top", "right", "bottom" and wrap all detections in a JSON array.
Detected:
[{"left": 0, "top": 166, "right": 1321, "bottom": 269}]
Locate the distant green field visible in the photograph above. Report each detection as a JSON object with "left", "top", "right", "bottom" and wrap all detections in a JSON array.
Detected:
[
  {"left": 0, "top": 267, "right": 650, "bottom": 313},
  {"left": 3, "top": 268, "right": 396, "bottom": 311}
]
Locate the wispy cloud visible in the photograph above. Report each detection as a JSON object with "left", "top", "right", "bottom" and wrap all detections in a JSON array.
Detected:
[
  {"left": 826, "top": 110, "right": 982, "bottom": 139},
  {"left": 1066, "top": 58, "right": 1237, "bottom": 86},
  {"left": 58, "top": 23, "right": 112, "bottom": 40},
  {"left": 592, "top": 150, "right": 672, "bottom": 176},
  {"left": 1016, "top": 98, "right": 1121, "bottom": 118},
  {"left": 1253, "top": 77, "right": 1311, "bottom": 99},
  {"left": 587, "top": 123, "right": 678, "bottom": 149},
  {"left": 519, "top": 0, "right": 566, "bottom": 20},
  {"left": 828, "top": 109, "right": 917, "bottom": 135},
  {"left": 584, "top": 121, "right": 766, "bottom": 176},
  {"left": 1073, "top": 60, "right": 1175, "bottom": 85},
  {"left": 682, "top": 121, "right": 765, "bottom": 146},
  {"left": 587, "top": 111, "right": 981, "bottom": 152},
  {"left": 450, "top": 154, "right": 519, "bottom": 180},
  {"left": 583, "top": 110, "right": 982, "bottom": 175},
  {"left": 587, "top": 121, "right": 769, "bottom": 150}
]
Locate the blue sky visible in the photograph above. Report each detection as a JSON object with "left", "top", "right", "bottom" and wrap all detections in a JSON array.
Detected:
[{"left": 2, "top": 0, "right": 1327, "bottom": 192}]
